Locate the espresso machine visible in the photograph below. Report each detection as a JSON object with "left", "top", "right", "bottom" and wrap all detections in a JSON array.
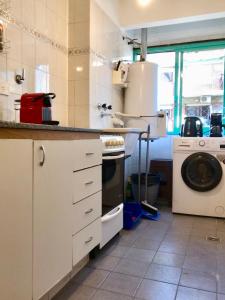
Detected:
[{"left": 210, "top": 113, "right": 223, "bottom": 137}]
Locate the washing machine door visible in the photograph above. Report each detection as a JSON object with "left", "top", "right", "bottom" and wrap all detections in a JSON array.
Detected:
[{"left": 181, "top": 152, "right": 222, "bottom": 192}]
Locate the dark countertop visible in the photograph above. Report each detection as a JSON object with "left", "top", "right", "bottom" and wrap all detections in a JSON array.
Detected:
[
  {"left": 0, "top": 121, "right": 143, "bottom": 134},
  {"left": 0, "top": 121, "right": 102, "bottom": 133}
]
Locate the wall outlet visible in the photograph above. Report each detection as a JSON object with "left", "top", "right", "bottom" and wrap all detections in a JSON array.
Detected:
[{"left": 0, "top": 80, "right": 10, "bottom": 96}]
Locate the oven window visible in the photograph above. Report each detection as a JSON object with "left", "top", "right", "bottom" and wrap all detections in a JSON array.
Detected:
[{"left": 102, "top": 156, "right": 124, "bottom": 215}]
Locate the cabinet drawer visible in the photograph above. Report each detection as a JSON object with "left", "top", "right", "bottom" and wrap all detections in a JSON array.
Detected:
[
  {"left": 72, "top": 140, "right": 102, "bottom": 171},
  {"left": 73, "top": 166, "right": 101, "bottom": 203},
  {"left": 72, "top": 219, "right": 101, "bottom": 266},
  {"left": 72, "top": 192, "right": 102, "bottom": 235}
]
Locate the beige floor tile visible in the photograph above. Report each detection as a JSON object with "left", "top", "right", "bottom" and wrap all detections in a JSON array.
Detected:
[
  {"left": 114, "top": 258, "right": 149, "bottom": 277},
  {"left": 124, "top": 247, "right": 156, "bottom": 263},
  {"left": 145, "top": 263, "right": 181, "bottom": 284},
  {"left": 180, "top": 269, "right": 217, "bottom": 292},
  {"left": 89, "top": 255, "right": 120, "bottom": 271},
  {"left": 100, "top": 272, "right": 142, "bottom": 296},
  {"left": 135, "top": 279, "right": 177, "bottom": 300},
  {"left": 102, "top": 245, "right": 129, "bottom": 258},
  {"left": 176, "top": 286, "right": 216, "bottom": 300},
  {"left": 53, "top": 283, "right": 96, "bottom": 300},
  {"left": 132, "top": 237, "right": 161, "bottom": 251},
  {"left": 159, "top": 241, "right": 187, "bottom": 255},
  {"left": 153, "top": 251, "right": 185, "bottom": 267},
  {"left": 92, "top": 289, "right": 132, "bottom": 300},
  {"left": 72, "top": 267, "right": 109, "bottom": 288},
  {"left": 183, "top": 254, "right": 217, "bottom": 274}
]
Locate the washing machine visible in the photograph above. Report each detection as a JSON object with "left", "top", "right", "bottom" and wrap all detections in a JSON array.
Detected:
[{"left": 173, "top": 137, "right": 225, "bottom": 218}]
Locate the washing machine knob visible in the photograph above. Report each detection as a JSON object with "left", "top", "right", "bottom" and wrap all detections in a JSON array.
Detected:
[{"left": 199, "top": 140, "right": 205, "bottom": 147}]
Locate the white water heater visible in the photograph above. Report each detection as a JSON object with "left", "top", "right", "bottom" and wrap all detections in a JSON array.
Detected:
[{"left": 124, "top": 61, "right": 166, "bottom": 137}]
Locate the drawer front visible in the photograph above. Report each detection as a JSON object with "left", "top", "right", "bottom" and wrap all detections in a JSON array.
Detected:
[
  {"left": 72, "top": 219, "right": 101, "bottom": 266},
  {"left": 73, "top": 166, "right": 101, "bottom": 203},
  {"left": 72, "top": 191, "right": 102, "bottom": 235},
  {"left": 72, "top": 140, "right": 102, "bottom": 171}
]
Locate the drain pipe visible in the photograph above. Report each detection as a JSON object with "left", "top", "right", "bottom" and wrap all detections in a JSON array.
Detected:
[{"left": 140, "top": 28, "right": 148, "bottom": 61}]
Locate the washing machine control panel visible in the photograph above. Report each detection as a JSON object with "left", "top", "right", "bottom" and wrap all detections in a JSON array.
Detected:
[
  {"left": 199, "top": 140, "right": 206, "bottom": 147},
  {"left": 174, "top": 137, "right": 225, "bottom": 152}
]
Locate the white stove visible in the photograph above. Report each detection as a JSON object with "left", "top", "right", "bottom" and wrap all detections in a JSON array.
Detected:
[{"left": 99, "top": 135, "right": 125, "bottom": 248}]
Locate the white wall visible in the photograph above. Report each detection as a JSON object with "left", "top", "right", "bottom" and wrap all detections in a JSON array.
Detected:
[
  {"left": 0, "top": 0, "right": 68, "bottom": 125},
  {"left": 119, "top": 0, "right": 225, "bottom": 29}
]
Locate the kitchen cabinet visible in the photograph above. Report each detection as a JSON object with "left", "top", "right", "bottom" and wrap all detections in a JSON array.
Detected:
[
  {"left": 72, "top": 166, "right": 102, "bottom": 203},
  {"left": 33, "top": 141, "right": 73, "bottom": 300},
  {"left": 72, "top": 140, "right": 102, "bottom": 267},
  {"left": 0, "top": 140, "right": 33, "bottom": 300},
  {"left": 0, "top": 137, "right": 102, "bottom": 300}
]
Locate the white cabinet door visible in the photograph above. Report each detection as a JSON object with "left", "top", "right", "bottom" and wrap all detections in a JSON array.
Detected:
[
  {"left": 33, "top": 141, "right": 73, "bottom": 300},
  {"left": 0, "top": 139, "right": 33, "bottom": 300}
]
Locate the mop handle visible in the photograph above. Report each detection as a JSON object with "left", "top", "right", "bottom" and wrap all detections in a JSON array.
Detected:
[
  {"left": 145, "top": 125, "right": 151, "bottom": 202},
  {"left": 138, "top": 132, "right": 142, "bottom": 203}
]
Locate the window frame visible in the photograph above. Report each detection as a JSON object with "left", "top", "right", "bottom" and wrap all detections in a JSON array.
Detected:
[{"left": 133, "top": 40, "right": 225, "bottom": 135}]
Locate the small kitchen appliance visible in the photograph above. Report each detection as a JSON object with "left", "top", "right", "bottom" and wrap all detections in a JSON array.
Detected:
[
  {"left": 210, "top": 113, "right": 223, "bottom": 137},
  {"left": 20, "top": 93, "right": 59, "bottom": 125},
  {"left": 181, "top": 116, "right": 203, "bottom": 137}
]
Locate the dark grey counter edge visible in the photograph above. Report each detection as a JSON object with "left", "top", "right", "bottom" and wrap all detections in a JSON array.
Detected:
[{"left": 0, "top": 121, "right": 102, "bottom": 133}]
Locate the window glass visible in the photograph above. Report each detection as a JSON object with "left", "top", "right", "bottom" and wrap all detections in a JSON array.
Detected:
[
  {"left": 147, "top": 52, "right": 176, "bottom": 132},
  {"left": 134, "top": 43, "right": 225, "bottom": 134},
  {"left": 182, "top": 49, "right": 225, "bottom": 127}
]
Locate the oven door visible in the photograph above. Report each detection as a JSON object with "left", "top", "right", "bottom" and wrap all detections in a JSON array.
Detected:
[{"left": 102, "top": 152, "right": 125, "bottom": 216}]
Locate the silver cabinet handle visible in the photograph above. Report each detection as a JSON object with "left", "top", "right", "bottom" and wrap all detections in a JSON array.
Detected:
[
  {"left": 85, "top": 237, "right": 93, "bottom": 244},
  {"left": 85, "top": 181, "right": 93, "bottom": 185},
  {"left": 39, "top": 145, "right": 45, "bottom": 166},
  {"left": 86, "top": 152, "right": 94, "bottom": 156},
  {"left": 85, "top": 208, "right": 93, "bottom": 214}
]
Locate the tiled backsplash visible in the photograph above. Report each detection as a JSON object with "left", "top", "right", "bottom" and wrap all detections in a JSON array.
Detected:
[
  {"left": 0, "top": 0, "right": 68, "bottom": 125},
  {"left": 68, "top": 0, "right": 132, "bottom": 128},
  {"left": 0, "top": 0, "right": 132, "bottom": 128}
]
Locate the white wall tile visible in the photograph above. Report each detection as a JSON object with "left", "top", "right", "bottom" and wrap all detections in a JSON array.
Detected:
[
  {"left": 22, "top": 0, "right": 35, "bottom": 28},
  {"left": 10, "top": 0, "right": 23, "bottom": 20},
  {"left": 35, "top": 40, "right": 49, "bottom": 72},
  {"left": 6, "top": 24, "right": 22, "bottom": 62},
  {"left": 0, "top": 0, "right": 69, "bottom": 125},
  {"left": 74, "top": 104, "right": 89, "bottom": 127},
  {"left": 74, "top": 79, "right": 89, "bottom": 106},
  {"left": 21, "top": 33, "right": 36, "bottom": 68},
  {"left": 69, "top": 0, "right": 90, "bottom": 24},
  {"left": 35, "top": 0, "right": 47, "bottom": 35},
  {"left": 68, "top": 54, "right": 89, "bottom": 81},
  {"left": 69, "top": 22, "right": 90, "bottom": 48},
  {"left": 0, "top": 55, "right": 7, "bottom": 81}
]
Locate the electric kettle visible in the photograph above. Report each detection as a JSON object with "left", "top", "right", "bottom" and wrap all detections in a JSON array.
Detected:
[{"left": 180, "top": 116, "right": 203, "bottom": 137}]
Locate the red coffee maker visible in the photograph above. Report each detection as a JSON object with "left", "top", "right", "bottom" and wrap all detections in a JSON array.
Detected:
[{"left": 20, "top": 93, "right": 59, "bottom": 125}]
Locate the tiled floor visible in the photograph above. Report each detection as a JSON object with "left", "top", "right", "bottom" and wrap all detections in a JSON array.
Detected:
[{"left": 54, "top": 207, "right": 225, "bottom": 300}]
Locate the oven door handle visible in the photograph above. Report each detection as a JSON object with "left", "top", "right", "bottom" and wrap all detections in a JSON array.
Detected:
[
  {"left": 101, "top": 204, "right": 123, "bottom": 223},
  {"left": 103, "top": 154, "right": 125, "bottom": 160}
]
